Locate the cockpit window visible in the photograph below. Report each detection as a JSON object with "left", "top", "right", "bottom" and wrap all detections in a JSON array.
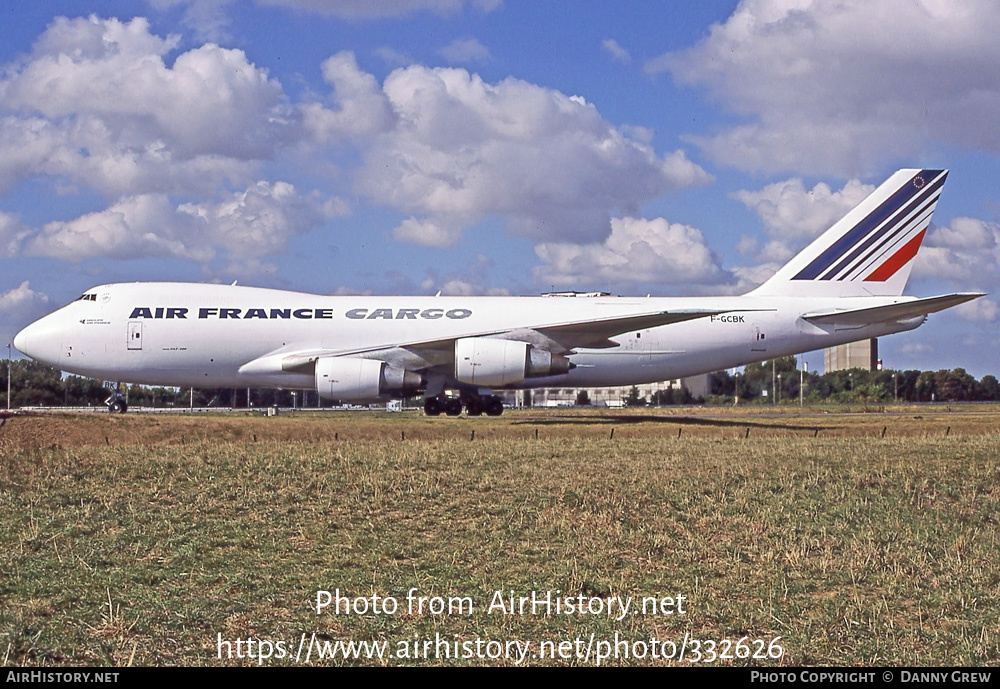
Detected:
[{"left": 76, "top": 293, "right": 97, "bottom": 302}]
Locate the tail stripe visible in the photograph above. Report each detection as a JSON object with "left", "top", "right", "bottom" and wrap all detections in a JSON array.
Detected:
[
  {"left": 863, "top": 229, "right": 926, "bottom": 282},
  {"left": 842, "top": 201, "right": 936, "bottom": 281},
  {"left": 792, "top": 169, "right": 945, "bottom": 281},
  {"left": 823, "top": 172, "right": 945, "bottom": 281}
]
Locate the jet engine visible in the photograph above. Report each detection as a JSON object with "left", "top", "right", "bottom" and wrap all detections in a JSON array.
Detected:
[
  {"left": 454, "top": 338, "right": 572, "bottom": 386},
  {"left": 315, "top": 357, "right": 421, "bottom": 401}
]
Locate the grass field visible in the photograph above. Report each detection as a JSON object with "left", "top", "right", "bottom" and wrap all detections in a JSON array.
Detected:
[{"left": 1, "top": 406, "right": 998, "bottom": 666}]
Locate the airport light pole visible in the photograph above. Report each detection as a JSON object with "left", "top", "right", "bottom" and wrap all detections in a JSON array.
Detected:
[
  {"left": 6, "top": 342, "right": 11, "bottom": 411},
  {"left": 800, "top": 358, "right": 806, "bottom": 407}
]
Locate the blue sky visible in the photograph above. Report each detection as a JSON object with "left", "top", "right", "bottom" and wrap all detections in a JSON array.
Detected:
[{"left": 1, "top": 0, "right": 997, "bottom": 377}]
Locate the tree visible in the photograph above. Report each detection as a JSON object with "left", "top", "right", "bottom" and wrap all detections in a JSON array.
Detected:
[
  {"left": 978, "top": 375, "right": 999, "bottom": 401},
  {"left": 575, "top": 390, "right": 591, "bottom": 406},
  {"left": 935, "top": 368, "right": 976, "bottom": 401},
  {"left": 9, "top": 360, "right": 62, "bottom": 406},
  {"left": 650, "top": 386, "right": 692, "bottom": 406},
  {"left": 742, "top": 356, "right": 798, "bottom": 403},
  {"left": 624, "top": 386, "right": 645, "bottom": 407}
]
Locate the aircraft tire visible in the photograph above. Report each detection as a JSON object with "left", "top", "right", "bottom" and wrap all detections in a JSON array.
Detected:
[
  {"left": 109, "top": 399, "right": 128, "bottom": 414},
  {"left": 485, "top": 396, "right": 504, "bottom": 417},
  {"left": 465, "top": 397, "right": 483, "bottom": 416},
  {"left": 444, "top": 397, "right": 463, "bottom": 416},
  {"left": 423, "top": 397, "right": 443, "bottom": 416}
]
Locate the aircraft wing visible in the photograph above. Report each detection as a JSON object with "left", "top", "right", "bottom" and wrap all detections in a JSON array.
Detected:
[
  {"left": 802, "top": 293, "right": 984, "bottom": 326},
  {"left": 531, "top": 309, "right": 733, "bottom": 349},
  {"left": 238, "top": 307, "right": 729, "bottom": 376}
]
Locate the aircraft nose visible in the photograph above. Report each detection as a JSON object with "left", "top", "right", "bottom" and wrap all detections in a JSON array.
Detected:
[
  {"left": 13, "top": 325, "right": 28, "bottom": 354},
  {"left": 12, "top": 314, "right": 64, "bottom": 366}
]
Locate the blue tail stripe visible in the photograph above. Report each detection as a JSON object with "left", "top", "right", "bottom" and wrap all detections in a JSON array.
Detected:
[
  {"left": 821, "top": 174, "right": 944, "bottom": 280},
  {"left": 792, "top": 169, "right": 944, "bottom": 281},
  {"left": 838, "top": 200, "right": 937, "bottom": 282}
]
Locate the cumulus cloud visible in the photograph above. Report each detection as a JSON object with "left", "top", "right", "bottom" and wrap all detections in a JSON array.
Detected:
[
  {"left": 733, "top": 177, "right": 874, "bottom": 240},
  {"left": 363, "top": 254, "right": 512, "bottom": 295},
  {"left": 302, "top": 52, "right": 395, "bottom": 142},
  {"left": 533, "top": 216, "right": 729, "bottom": 288},
  {"left": 0, "top": 16, "right": 712, "bottom": 282},
  {"left": 28, "top": 195, "right": 204, "bottom": 261},
  {"left": 955, "top": 297, "right": 998, "bottom": 323},
  {"left": 914, "top": 216, "right": 1000, "bottom": 286},
  {"left": 25, "top": 181, "right": 340, "bottom": 266},
  {"left": 353, "top": 65, "right": 711, "bottom": 246},
  {"left": 0, "top": 282, "right": 51, "bottom": 347},
  {"left": 732, "top": 176, "right": 875, "bottom": 263},
  {"left": 0, "top": 211, "right": 30, "bottom": 258},
  {"left": 418, "top": 253, "right": 512, "bottom": 295},
  {"left": 0, "top": 281, "right": 49, "bottom": 314},
  {"left": 729, "top": 176, "right": 1000, "bottom": 302},
  {"left": 420, "top": 274, "right": 511, "bottom": 296},
  {"left": 0, "top": 15, "right": 294, "bottom": 196},
  {"left": 655, "top": 0, "right": 1000, "bottom": 175}
]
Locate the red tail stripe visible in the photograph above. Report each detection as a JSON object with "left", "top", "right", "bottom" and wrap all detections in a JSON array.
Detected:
[{"left": 864, "top": 229, "right": 926, "bottom": 282}]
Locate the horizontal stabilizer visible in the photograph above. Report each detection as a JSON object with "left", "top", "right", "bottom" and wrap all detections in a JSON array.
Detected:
[{"left": 802, "top": 293, "right": 984, "bottom": 326}]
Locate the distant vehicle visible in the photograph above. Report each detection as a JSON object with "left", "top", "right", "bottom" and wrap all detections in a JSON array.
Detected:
[{"left": 14, "top": 169, "right": 981, "bottom": 416}]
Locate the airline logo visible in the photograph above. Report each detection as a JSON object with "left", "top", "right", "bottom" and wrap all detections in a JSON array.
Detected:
[
  {"left": 793, "top": 169, "right": 946, "bottom": 283},
  {"left": 127, "top": 306, "right": 474, "bottom": 320},
  {"left": 128, "top": 307, "right": 334, "bottom": 319}
]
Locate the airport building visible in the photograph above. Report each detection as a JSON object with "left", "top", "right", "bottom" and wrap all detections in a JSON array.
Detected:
[
  {"left": 824, "top": 338, "right": 879, "bottom": 372},
  {"left": 496, "top": 374, "right": 712, "bottom": 408}
]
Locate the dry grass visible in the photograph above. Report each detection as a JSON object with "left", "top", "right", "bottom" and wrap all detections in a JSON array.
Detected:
[{"left": 1, "top": 407, "right": 998, "bottom": 665}]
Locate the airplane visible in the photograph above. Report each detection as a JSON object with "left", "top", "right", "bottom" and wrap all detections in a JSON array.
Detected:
[{"left": 13, "top": 168, "right": 983, "bottom": 416}]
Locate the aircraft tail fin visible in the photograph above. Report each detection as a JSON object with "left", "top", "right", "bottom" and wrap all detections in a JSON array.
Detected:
[{"left": 749, "top": 169, "right": 947, "bottom": 298}]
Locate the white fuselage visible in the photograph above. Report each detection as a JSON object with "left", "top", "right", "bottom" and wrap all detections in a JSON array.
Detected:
[{"left": 14, "top": 282, "right": 923, "bottom": 393}]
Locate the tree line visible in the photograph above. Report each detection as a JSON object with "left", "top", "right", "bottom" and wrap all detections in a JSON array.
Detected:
[
  {"left": 606, "top": 356, "right": 999, "bottom": 407},
  {"left": 3, "top": 356, "right": 999, "bottom": 410},
  {"left": 720, "top": 357, "right": 1000, "bottom": 404},
  {"left": 2, "top": 359, "right": 320, "bottom": 409}
]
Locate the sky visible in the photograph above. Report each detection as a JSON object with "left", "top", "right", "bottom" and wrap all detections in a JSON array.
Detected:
[{"left": 0, "top": 0, "right": 997, "bottom": 377}]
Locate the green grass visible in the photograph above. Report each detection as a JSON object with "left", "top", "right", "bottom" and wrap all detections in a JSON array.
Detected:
[{"left": 1, "top": 409, "right": 999, "bottom": 665}]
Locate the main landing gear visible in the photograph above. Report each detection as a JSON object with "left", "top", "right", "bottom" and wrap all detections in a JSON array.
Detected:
[{"left": 423, "top": 393, "right": 504, "bottom": 417}]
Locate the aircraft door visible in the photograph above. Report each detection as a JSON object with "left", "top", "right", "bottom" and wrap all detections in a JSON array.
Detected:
[{"left": 127, "top": 321, "right": 143, "bottom": 350}]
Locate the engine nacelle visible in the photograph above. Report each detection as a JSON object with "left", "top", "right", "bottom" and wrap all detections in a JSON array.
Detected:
[
  {"left": 315, "top": 357, "right": 421, "bottom": 401},
  {"left": 454, "top": 338, "right": 572, "bottom": 386}
]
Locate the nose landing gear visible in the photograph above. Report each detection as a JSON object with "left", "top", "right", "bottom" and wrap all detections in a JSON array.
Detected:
[
  {"left": 105, "top": 394, "right": 127, "bottom": 414},
  {"left": 105, "top": 383, "right": 127, "bottom": 413}
]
